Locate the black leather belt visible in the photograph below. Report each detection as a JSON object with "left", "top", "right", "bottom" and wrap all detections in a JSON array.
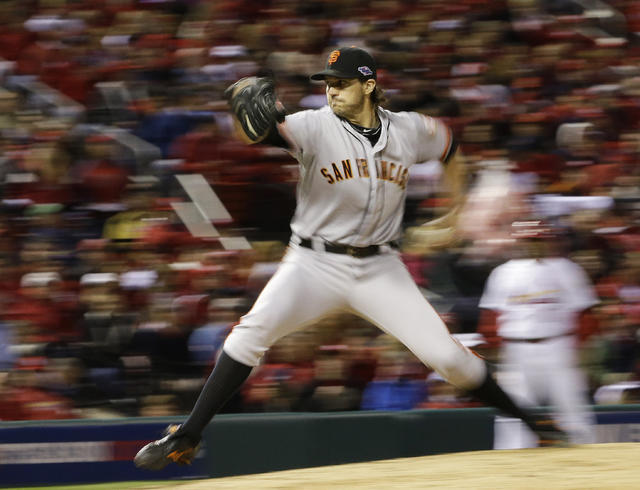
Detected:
[
  {"left": 298, "top": 238, "right": 397, "bottom": 258},
  {"left": 503, "top": 332, "right": 574, "bottom": 343}
]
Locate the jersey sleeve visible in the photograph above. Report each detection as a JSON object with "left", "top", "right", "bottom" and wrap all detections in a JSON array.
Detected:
[
  {"left": 479, "top": 266, "right": 507, "bottom": 312},
  {"left": 278, "top": 110, "right": 318, "bottom": 161},
  {"left": 559, "top": 259, "right": 599, "bottom": 312},
  {"left": 410, "top": 113, "right": 455, "bottom": 163}
]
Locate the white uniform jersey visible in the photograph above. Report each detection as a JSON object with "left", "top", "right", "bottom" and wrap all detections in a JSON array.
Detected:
[
  {"left": 280, "top": 105, "right": 452, "bottom": 246},
  {"left": 479, "top": 257, "right": 598, "bottom": 339}
]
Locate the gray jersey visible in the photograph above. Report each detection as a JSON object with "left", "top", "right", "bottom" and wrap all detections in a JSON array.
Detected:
[{"left": 280, "top": 105, "right": 453, "bottom": 246}]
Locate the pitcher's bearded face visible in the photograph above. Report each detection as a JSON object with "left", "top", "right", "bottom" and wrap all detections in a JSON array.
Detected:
[{"left": 325, "top": 77, "right": 367, "bottom": 119}]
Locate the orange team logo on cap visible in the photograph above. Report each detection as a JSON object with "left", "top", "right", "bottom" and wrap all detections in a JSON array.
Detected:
[{"left": 328, "top": 50, "right": 340, "bottom": 65}]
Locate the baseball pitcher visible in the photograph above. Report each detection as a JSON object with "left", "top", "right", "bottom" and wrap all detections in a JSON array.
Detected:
[{"left": 135, "top": 47, "right": 567, "bottom": 470}]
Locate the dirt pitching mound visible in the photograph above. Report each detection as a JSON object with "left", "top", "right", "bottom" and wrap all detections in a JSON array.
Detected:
[{"left": 148, "top": 443, "right": 640, "bottom": 489}]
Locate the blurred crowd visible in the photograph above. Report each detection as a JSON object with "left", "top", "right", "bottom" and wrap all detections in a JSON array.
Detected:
[{"left": 0, "top": 0, "right": 639, "bottom": 421}]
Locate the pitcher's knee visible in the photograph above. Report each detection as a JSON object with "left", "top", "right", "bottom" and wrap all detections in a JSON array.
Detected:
[
  {"left": 428, "top": 349, "right": 485, "bottom": 390},
  {"left": 222, "top": 323, "right": 271, "bottom": 367}
]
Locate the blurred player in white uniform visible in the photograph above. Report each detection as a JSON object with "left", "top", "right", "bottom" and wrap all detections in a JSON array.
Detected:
[
  {"left": 480, "top": 220, "right": 599, "bottom": 447},
  {"left": 135, "top": 47, "right": 567, "bottom": 470}
]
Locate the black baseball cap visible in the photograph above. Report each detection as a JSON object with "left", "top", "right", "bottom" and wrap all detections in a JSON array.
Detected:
[{"left": 310, "top": 46, "right": 377, "bottom": 81}]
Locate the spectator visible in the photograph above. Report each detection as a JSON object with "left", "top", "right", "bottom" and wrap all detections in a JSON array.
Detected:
[
  {"left": 294, "top": 345, "right": 361, "bottom": 412},
  {"left": 188, "top": 297, "right": 241, "bottom": 370},
  {"left": 0, "top": 357, "right": 77, "bottom": 420},
  {"left": 360, "top": 345, "right": 427, "bottom": 411}
]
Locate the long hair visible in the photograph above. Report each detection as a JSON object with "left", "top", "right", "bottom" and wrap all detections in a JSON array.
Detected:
[{"left": 371, "top": 85, "right": 388, "bottom": 107}]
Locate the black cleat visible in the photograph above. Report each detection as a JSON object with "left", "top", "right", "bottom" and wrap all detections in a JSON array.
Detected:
[
  {"left": 530, "top": 417, "right": 570, "bottom": 448},
  {"left": 134, "top": 424, "right": 200, "bottom": 471}
]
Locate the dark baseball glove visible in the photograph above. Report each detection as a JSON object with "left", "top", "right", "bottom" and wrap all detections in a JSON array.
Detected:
[{"left": 224, "top": 76, "right": 286, "bottom": 144}]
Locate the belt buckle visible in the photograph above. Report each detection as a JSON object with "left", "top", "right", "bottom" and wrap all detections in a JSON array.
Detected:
[
  {"left": 347, "top": 246, "right": 374, "bottom": 258},
  {"left": 346, "top": 246, "right": 360, "bottom": 257}
]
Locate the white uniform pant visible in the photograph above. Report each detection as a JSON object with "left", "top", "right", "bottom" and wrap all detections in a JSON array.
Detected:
[
  {"left": 496, "top": 336, "right": 596, "bottom": 446},
  {"left": 224, "top": 244, "right": 486, "bottom": 390}
]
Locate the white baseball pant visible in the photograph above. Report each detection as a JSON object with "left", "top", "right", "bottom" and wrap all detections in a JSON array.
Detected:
[
  {"left": 223, "top": 244, "right": 486, "bottom": 390},
  {"left": 499, "top": 336, "right": 597, "bottom": 444}
]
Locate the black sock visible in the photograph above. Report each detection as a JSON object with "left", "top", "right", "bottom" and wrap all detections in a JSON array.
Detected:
[
  {"left": 178, "top": 350, "right": 253, "bottom": 442},
  {"left": 467, "top": 364, "right": 538, "bottom": 431}
]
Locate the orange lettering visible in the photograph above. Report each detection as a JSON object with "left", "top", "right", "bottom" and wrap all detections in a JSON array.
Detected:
[
  {"left": 399, "top": 168, "right": 409, "bottom": 189},
  {"left": 342, "top": 159, "right": 353, "bottom": 179},
  {"left": 331, "top": 162, "right": 344, "bottom": 181},
  {"left": 388, "top": 163, "right": 396, "bottom": 182},
  {"left": 321, "top": 168, "right": 335, "bottom": 184},
  {"left": 380, "top": 160, "right": 388, "bottom": 180},
  {"left": 357, "top": 158, "right": 369, "bottom": 177}
]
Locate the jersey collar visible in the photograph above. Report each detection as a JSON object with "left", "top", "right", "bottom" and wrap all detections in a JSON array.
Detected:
[
  {"left": 372, "top": 107, "right": 390, "bottom": 152},
  {"left": 331, "top": 106, "right": 389, "bottom": 152}
]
